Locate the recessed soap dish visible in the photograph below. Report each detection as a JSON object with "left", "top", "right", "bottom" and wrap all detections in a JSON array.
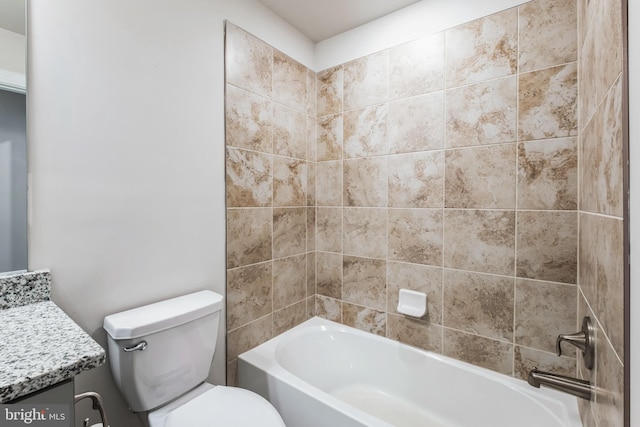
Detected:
[{"left": 397, "top": 289, "right": 427, "bottom": 318}]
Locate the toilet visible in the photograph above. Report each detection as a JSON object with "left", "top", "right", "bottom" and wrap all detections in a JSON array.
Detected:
[{"left": 103, "top": 290, "right": 285, "bottom": 427}]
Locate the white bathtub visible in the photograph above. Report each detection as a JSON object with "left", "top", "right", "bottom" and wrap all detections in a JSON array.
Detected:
[{"left": 237, "top": 317, "right": 582, "bottom": 427}]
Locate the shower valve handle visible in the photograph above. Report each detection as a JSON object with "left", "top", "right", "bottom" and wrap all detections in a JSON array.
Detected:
[{"left": 555, "top": 316, "right": 594, "bottom": 370}]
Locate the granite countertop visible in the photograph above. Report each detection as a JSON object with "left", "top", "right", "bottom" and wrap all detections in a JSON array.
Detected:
[{"left": 0, "top": 271, "right": 106, "bottom": 403}]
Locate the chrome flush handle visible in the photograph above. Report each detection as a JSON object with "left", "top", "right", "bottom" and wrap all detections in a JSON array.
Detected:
[
  {"left": 123, "top": 341, "right": 148, "bottom": 352},
  {"left": 556, "top": 317, "right": 594, "bottom": 370}
]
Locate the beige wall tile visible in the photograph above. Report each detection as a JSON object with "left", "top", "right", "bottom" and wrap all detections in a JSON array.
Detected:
[
  {"left": 594, "top": 330, "right": 624, "bottom": 427},
  {"left": 344, "top": 158, "right": 388, "bottom": 207},
  {"left": 518, "top": 63, "right": 578, "bottom": 140},
  {"left": 316, "top": 160, "right": 342, "bottom": 206},
  {"left": 273, "top": 104, "right": 306, "bottom": 159},
  {"left": 227, "top": 262, "right": 272, "bottom": 330},
  {"left": 317, "top": 114, "right": 343, "bottom": 161},
  {"left": 307, "top": 161, "right": 316, "bottom": 207},
  {"left": 317, "top": 66, "right": 343, "bottom": 117},
  {"left": 387, "top": 314, "right": 443, "bottom": 353},
  {"left": 517, "top": 138, "right": 577, "bottom": 210},
  {"left": 579, "top": 213, "right": 598, "bottom": 304},
  {"left": 306, "top": 69, "right": 317, "bottom": 118},
  {"left": 581, "top": 77, "right": 624, "bottom": 217},
  {"left": 316, "top": 207, "right": 342, "bottom": 253},
  {"left": 225, "top": 84, "right": 272, "bottom": 153},
  {"left": 445, "top": 8, "right": 518, "bottom": 87},
  {"left": 307, "top": 251, "right": 316, "bottom": 297},
  {"left": 518, "top": 0, "right": 577, "bottom": 73},
  {"left": 444, "top": 209, "right": 515, "bottom": 275},
  {"left": 273, "top": 207, "right": 306, "bottom": 258},
  {"left": 273, "top": 50, "right": 306, "bottom": 113},
  {"left": 343, "top": 256, "right": 387, "bottom": 311},
  {"left": 596, "top": 216, "right": 624, "bottom": 358},
  {"left": 226, "top": 147, "right": 273, "bottom": 207},
  {"left": 226, "top": 208, "right": 272, "bottom": 269},
  {"left": 306, "top": 208, "right": 316, "bottom": 251},
  {"left": 389, "top": 32, "right": 445, "bottom": 100},
  {"left": 274, "top": 300, "right": 307, "bottom": 336},
  {"left": 388, "top": 151, "right": 444, "bottom": 208},
  {"left": 343, "top": 208, "right": 388, "bottom": 259},
  {"left": 343, "top": 302, "right": 386, "bottom": 336},
  {"left": 226, "top": 315, "right": 272, "bottom": 362},
  {"left": 444, "top": 270, "right": 514, "bottom": 342},
  {"left": 273, "top": 157, "right": 306, "bottom": 207},
  {"left": 388, "top": 209, "right": 443, "bottom": 266},
  {"left": 343, "top": 51, "right": 389, "bottom": 111},
  {"left": 445, "top": 77, "right": 517, "bottom": 148},
  {"left": 445, "top": 144, "right": 516, "bottom": 209},
  {"left": 316, "top": 252, "right": 342, "bottom": 299},
  {"left": 388, "top": 92, "right": 445, "bottom": 154},
  {"left": 387, "top": 262, "right": 442, "bottom": 324},
  {"left": 514, "top": 279, "right": 577, "bottom": 353},
  {"left": 307, "top": 115, "right": 317, "bottom": 162},
  {"left": 273, "top": 254, "right": 307, "bottom": 310},
  {"left": 443, "top": 329, "right": 514, "bottom": 375},
  {"left": 315, "top": 295, "right": 342, "bottom": 322},
  {"left": 344, "top": 104, "right": 388, "bottom": 158},
  {"left": 225, "top": 23, "right": 272, "bottom": 97},
  {"left": 516, "top": 211, "right": 577, "bottom": 284}
]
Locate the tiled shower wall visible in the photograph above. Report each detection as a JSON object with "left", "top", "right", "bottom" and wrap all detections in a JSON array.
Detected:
[
  {"left": 224, "top": 23, "right": 316, "bottom": 384},
  {"left": 314, "top": 0, "right": 579, "bottom": 381},
  {"left": 225, "top": 2, "right": 626, "bottom": 414},
  {"left": 577, "top": 0, "right": 625, "bottom": 425}
]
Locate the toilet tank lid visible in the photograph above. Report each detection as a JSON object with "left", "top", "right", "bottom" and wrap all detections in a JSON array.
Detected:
[{"left": 103, "top": 290, "right": 223, "bottom": 339}]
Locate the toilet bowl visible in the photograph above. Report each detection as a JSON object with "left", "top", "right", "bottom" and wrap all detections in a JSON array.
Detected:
[{"left": 103, "top": 291, "right": 285, "bottom": 426}]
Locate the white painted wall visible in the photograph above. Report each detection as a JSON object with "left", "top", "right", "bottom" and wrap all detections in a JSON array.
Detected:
[
  {"left": 315, "top": 0, "right": 530, "bottom": 71},
  {"left": 26, "top": 1, "right": 312, "bottom": 426}
]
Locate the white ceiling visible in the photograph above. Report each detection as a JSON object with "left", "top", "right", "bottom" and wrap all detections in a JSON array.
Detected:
[
  {"left": 0, "top": 0, "right": 25, "bottom": 35},
  {"left": 257, "top": 0, "right": 421, "bottom": 42}
]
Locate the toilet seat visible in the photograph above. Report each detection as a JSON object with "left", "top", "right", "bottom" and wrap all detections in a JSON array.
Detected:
[{"left": 148, "top": 384, "right": 286, "bottom": 427}]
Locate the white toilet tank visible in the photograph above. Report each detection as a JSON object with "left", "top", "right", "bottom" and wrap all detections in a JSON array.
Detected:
[{"left": 103, "top": 291, "right": 223, "bottom": 412}]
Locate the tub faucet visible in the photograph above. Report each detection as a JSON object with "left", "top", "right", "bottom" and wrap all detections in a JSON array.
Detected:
[{"left": 527, "top": 368, "right": 592, "bottom": 400}]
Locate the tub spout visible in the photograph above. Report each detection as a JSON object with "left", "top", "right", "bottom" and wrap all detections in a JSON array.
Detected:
[{"left": 528, "top": 368, "right": 592, "bottom": 400}]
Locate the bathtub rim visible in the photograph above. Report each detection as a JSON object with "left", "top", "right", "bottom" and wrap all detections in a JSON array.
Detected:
[{"left": 237, "top": 316, "right": 582, "bottom": 427}]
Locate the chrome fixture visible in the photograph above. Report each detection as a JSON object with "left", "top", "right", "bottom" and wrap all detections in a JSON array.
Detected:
[
  {"left": 123, "top": 340, "right": 148, "bottom": 352},
  {"left": 528, "top": 368, "right": 592, "bottom": 400},
  {"left": 556, "top": 316, "right": 595, "bottom": 369},
  {"left": 75, "top": 391, "right": 109, "bottom": 427}
]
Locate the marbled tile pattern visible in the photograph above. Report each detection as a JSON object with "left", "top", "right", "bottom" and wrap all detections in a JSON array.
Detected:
[
  {"left": 517, "top": 138, "right": 577, "bottom": 210},
  {"left": 444, "top": 270, "right": 514, "bottom": 342},
  {"left": 444, "top": 210, "right": 515, "bottom": 275},
  {"left": 224, "top": 0, "right": 626, "bottom": 390},
  {"left": 389, "top": 32, "right": 445, "bottom": 100},
  {"left": 518, "top": 63, "right": 578, "bottom": 140},
  {"left": 514, "top": 279, "right": 577, "bottom": 353},
  {"left": 343, "top": 105, "right": 388, "bottom": 158},
  {"left": 518, "top": 0, "right": 577, "bottom": 73},
  {"left": 445, "top": 8, "right": 518, "bottom": 87},
  {"left": 225, "top": 23, "right": 272, "bottom": 98},
  {"left": 0, "top": 301, "right": 106, "bottom": 402},
  {"left": 445, "top": 144, "right": 516, "bottom": 209},
  {"left": 226, "top": 147, "right": 272, "bottom": 207},
  {"left": 388, "top": 151, "right": 443, "bottom": 208},
  {"left": 388, "top": 209, "right": 443, "bottom": 266},
  {"left": 388, "top": 92, "right": 444, "bottom": 154},
  {"left": 225, "top": 24, "right": 315, "bottom": 380},
  {"left": 445, "top": 77, "right": 517, "bottom": 148},
  {"left": 225, "top": 85, "right": 272, "bottom": 153},
  {"left": 516, "top": 211, "right": 577, "bottom": 284},
  {"left": 227, "top": 262, "right": 272, "bottom": 330},
  {"left": 343, "top": 51, "right": 388, "bottom": 111},
  {"left": 0, "top": 270, "right": 51, "bottom": 310}
]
